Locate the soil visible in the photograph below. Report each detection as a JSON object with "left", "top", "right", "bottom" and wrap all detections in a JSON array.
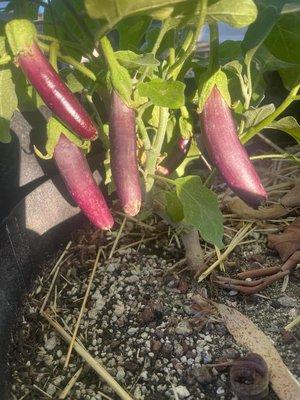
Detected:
[{"left": 8, "top": 216, "right": 299, "bottom": 400}]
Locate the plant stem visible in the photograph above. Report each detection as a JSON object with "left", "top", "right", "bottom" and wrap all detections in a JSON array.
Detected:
[
  {"left": 168, "top": 0, "right": 208, "bottom": 79},
  {"left": 38, "top": 42, "right": 97, "bottom": 81},
  {"left": 244, "top": 61, "right": 253, "bottom": 110},
  {"left": 181, "top": 228, "right": 205, "bottom": 273},
  {"left": 37, "top": 34, "right": 88, "bottom": 54},
  {"left": 250, "top": 153, "right": 300, "bottom": 162},
  {"left": 137, "top": 116, "right": 151, "bottom": 151},
  {"left": 145, "top": 107, "right": 169, "bottom": 205},
  {"left": 241, "top": 82, "right": 300, "bottom": 143},
  {"left": 152, "top": 20, "right": 170, "bottom": 56},
  {"left": 238, "top": 61, "right": 253, "bottom": 135},
  {"left": 208, "top": 23, "right": 219, "bottom": 74},
  {"left": 139, "top": 19, "right": 171, "bottom": 82},
  {"left": 49, "top": 41, "right": 59, "bottom": 72}
]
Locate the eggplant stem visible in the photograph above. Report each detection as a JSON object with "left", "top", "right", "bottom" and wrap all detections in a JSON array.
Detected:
[
  {"left": 38, "top": 41, "right": 97, "bottom": 81},
  {"left": 181, "top": 228, "right": 205, "bottom": 273},
  {"left": 241, "top": 81, "right": 300, "bottom": 144},
  {"left": 145, "top": 107, "right": 169, "bottom": 206},
  {"left": 168, "top": 0, "right": 208, "bottom": 79}
]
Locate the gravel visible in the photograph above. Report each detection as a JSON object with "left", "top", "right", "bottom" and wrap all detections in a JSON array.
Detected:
[{"left": 8, "top": 227, "right": 299, "bottom": 400}]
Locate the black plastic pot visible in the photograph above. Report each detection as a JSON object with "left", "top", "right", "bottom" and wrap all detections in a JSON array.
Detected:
[{"left": 0, "top": 110, "right": 103, "bottom": 398}]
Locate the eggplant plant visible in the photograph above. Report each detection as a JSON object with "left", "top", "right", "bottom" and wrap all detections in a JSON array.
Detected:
[{"left": 1, "top": 0, "right": 300, "bottom": 274}]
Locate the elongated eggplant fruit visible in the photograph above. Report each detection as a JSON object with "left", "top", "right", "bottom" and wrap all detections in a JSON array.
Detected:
[
  {"left": 109, "top": 91, "right": 141, "bottom": 216},
  {"left": 200, "top": 86, "right": 267, "bottom": 208},
  {"left": 157, "top": 137, "right": 191, "bottom": 176},
  {"left": 5, "top": 20, "right": 98, "bottom": 140},
  {"left": 54, "top": 134, "right": 114, "bottom": 230}
]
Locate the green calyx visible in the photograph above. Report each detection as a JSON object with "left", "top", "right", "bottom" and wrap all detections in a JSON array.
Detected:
[
  {"left": 34, "top": 117, "right": 90, "bottom": 160},
  {"left": 5, "top": 19, "right": 37, "bottom": 56},
  {"left": 197, "top": 69, "right": 231, "bottom": 113}
]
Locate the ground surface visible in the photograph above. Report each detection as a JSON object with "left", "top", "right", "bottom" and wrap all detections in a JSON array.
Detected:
[{"left": 9, "top": 217, "right": 299, "bottom": 400}]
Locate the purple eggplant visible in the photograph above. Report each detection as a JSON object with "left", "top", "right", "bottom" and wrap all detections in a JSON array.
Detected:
[
  {"left": 200, "top": 86, "right": 267, "bottom": 208},
  {"left": 6, "top": 20, "right": 98, "bottom": 140},
  {"left": 109, "top": 91, "right": 141, "bottom": 216},
  {"left": 54, "top": 134, "right": 114, "bottom": 230},
  {"left": 157, "top": 137, "right": 191, "bottom": 176}
]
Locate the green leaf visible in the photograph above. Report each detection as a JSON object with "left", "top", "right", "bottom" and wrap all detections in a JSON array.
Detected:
[
  {"left": 165, "top": 191, "right": 184, "bottom": 223},
  {"left": 117, "top": 15, "right": 151, "bottom": 51},
  {"left": 250, "top": 63, "right": 266, "bottom": 106},
  {"left": 265, "top": 11, "right": 300, "bottom": 65},
  {"left": 137, "top": 78, "right": 185, "bottom": 109},
  {"left": 45, "top": 0, "right": 100, "bottom": 57},
  {"left": 147, "top": 105, "right": 160, "bottom": 127},
  {"left": 243, "top": 103, "right": 275, "bottom": 130},
  {"left": 219, "top": 40, "right": 243, "bottom": 66},
  {"left": 174, "top": 175, "right": 224, "bottom": 248},
  {"left": 85, "top": 0, "right": 188, "bottom": 23},
  {"left": 115, "top": 50, "right": 159, "bottom": 69},
  {"left": 242, "top": 2, "right": 281, "bottom": 65},
  {"left": 254, "top": 45, "right": 296, "bottom": 73},
  {"left": 0, "top": 42, "right": 17, "bottom": 143},
  {"left": 179, "top": 116, "right": 192, "bottom": 140},
  {"left": 207, "top": 0, "right": 258, "bottom": 28},
  {"left": 267, "top": 116, "right": 300, "bottom": 144},
  {"left": 278, "top": 68, "right": 300, "bottom": 91}
]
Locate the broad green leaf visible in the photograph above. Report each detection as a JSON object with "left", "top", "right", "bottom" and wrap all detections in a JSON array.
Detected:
[
  {"left": 85, "top": 0, "right": 188, "bottom": 22},
  {"left": 267, "top": 116, "right": 300, "bottom": 144},
  {"left": 179, "top": 116, "right": 192, "bottom": 140},
  {"left": 13, "top": 70, "right": 38, "bottom": 112},
  {"left": 219, "top": 40, "right": 243, "bottom": 66},
  {"left": 250, "top": 64, "right": 266, "bottom": 106},
  {"left": 207, "top": 0, "right": 258, "bottom": 28},
  {"left": 5, "top": 0, "right": 39, "bottom": 19},
  {"left": 242, "top": 2, "right": 281, "bottom": 65},
  {"left": 117, "top": 15, "right": 151, "bottom": 51},
  {"left": 115, "top": 50, "right": 159, "bottom": 69},
  {"left": 165, "top": 191, "right": 184, "bottom": 223},
  {"left": 164, "top": 115, "right": 177, "bottom": 147},
  {"left": 254, "top": 45, "right": 296, "bottom": 73},
  {"left": 243, "top": 104, "right": 275, "bottom": 130},
  {"left": 278, "top": 68, "right": 300, "bottom": 91},
  {"left": 44, "top": 0, "right": 100, "bottom": 57},
  {"left": 174, "top": 175, "right": 224, "bottom": 248},
  {"left": 137, "top": 78, "right": 185, "bottom": 109},
  {"left": 0, "top": 37, "right": 17, "bottom": 143},
  {"left": 148, "top": 105, "right": 160, "bottom": 127},
  {"left": 265, "top": 11, "right": 300, "bottom": 65}
]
